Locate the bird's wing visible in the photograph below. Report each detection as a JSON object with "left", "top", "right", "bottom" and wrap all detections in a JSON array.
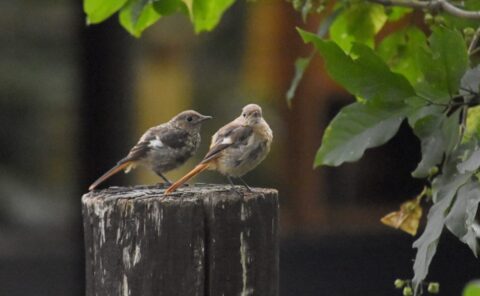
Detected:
[
  {"left": 158, "top": 128, "right": 191, "bottom": 149},
  {"left": 210, "top": 116, "right": 242, "bottom": 146},
  {"left": 201, "top": 124, "right": 253, "bottom": 164},
  {"left": 118, "top": 126, "right": 189, "bottom": 165},
  {"left": 118, "top": 139, "right": 152, "bottom": 165}
]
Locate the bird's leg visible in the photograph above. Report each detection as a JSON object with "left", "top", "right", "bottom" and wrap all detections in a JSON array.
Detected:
[
  {"left": 226, "top": 176, "right": 242, "bottom": 195},
  {"left": 156, "top": 172, "right": 172, "bottom": 186},
  {"left": 237, "top": 177, "right": 253, "bottom": 192}
]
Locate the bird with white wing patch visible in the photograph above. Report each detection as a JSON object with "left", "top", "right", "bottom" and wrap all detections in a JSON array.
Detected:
[{"left": 89, "top": 110, "right": 212, "bottom": 191}]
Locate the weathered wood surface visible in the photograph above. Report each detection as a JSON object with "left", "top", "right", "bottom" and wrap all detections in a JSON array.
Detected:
[{"left": 82, "top": 184, "right": 279, "bottom": 296}]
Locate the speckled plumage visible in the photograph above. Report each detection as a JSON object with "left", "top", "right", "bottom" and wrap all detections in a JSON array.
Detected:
[{"left": 89, "top": 110, "right": 211, "bottom": 191}]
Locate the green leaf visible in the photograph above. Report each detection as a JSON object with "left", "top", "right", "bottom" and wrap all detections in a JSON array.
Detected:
[
  {"left": 407, "top": 105, "right": 443, "bottom": 128},
  {"left": 411, "top": 114, "right": 446, "bottom": 178},
  {"left": 286, "top": 57, "right": 312, "bottom": 107},
  {"left": 414, "top": 81, "right": 450, "bottom": 104},
  {"left": 461, "top": 67, "right": 480, "bottom": 143},
  {"left": 298, "top": 29, "right": 415, "bottom": 103},
  {"left": 443, "top": 0, "right": 480, "bottom": 31},
  {"left": 445, "top": 180, "right": 480, "bottom": 257},
  {"left": 84, "top": 0, "right": 128, "bottom": 24},
  {"left": 329, "top": 3, "right": 387, "bottom": 52},
  {"left": 443, "top": 109, "right": 461, "bottom": 154},
  {"left": 299, "top": 29, "right": 419, "bottom": 167},
  {"left": 404, "top": 96, "right": 428, "bottom": 109},
  {"left": 464, "top": 281, "right": 480, "bottom": 296},
  {"left": 431, "top": 144, "right": 474, "bottom": 200},
  {"left": 458, "top": 147, "right": 480, "bottom": 174},
  {"left": 377, "top": 27, "right": 426, "bottom": 85},
  {"left": 182, "top": 0, "right": 235, "bottom": 33},
  {"left": 412, "top": 156, "right": 473, "bottom": 292},
  {"left": 286, "top": 9, "right": 343, "bottom": 106},
  {"left": 461, "top": 66, "right": 480, "bottom": 94},
  {"left": 464, "top": 106, "right": 480, "bottom": 143},
  {"left": 314, "top": 101, "right": 408, "bottom": 167},
  {"left": 386, "top": 7, "right": 412, "bottom": 21},
  {"left": 416, "top": 27, "right": 468, "bottom": 97},
  {"left": 412, "top": 203, "right": 443, "bottom": 294},
  {"left": 153, "top": 0, "right": 187, "bottom": 15},
  {"left": 119, "top": 0, "right": 161, "bottom": 37}
]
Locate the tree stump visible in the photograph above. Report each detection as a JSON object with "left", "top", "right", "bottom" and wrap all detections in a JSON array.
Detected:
[{"left": 82, "top": 184, "right": 279, "bottom": 296}]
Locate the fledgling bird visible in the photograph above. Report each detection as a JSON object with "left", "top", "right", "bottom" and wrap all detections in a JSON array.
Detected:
[
  {"left": 165, "top": 104, "right": 272, "bottom": 194},
  {"left": 88, "top": 110, "right": 212, "bottom": 191}
]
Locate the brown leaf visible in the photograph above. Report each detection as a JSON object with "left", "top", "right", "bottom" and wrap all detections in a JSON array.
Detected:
[{"left": 381, "top": 197, "right": 423, "bottom": 236}]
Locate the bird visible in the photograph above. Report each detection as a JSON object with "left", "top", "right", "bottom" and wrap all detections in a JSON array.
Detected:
[
  {"left": 165, "top": 104, "right": 272, "bottom": 194},
  {"left": 88, "top": 110, "right": 212, "bottom": 191}
]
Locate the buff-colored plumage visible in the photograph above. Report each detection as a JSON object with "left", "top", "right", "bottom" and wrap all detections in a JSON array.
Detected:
[{"left": 165, "top": 104, "right": 272, "bottom": 194}]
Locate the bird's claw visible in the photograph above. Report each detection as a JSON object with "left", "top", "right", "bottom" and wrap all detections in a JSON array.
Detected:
[
  {"left": 230, "top": 186, "right": 243, "bottom": 196},
  {"left": 156, "top": 182, "right": 171, "bottom": 188}
]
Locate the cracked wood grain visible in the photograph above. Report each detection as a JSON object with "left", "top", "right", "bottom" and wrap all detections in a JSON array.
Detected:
[{"left": 82, "top": 184, "right": 278, "bottom": 296}]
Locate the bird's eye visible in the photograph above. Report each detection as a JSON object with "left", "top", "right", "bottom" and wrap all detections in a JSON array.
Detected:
[{"left": 187, "top": 116, "right": 193, "bottom": 122}]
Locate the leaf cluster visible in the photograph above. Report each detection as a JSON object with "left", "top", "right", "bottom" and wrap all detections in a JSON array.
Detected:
[
  {"left": 84, "top": 0, "right": 235, "bottom": 36},
  {"left": 294, "top": 1, "right": 480, "bottom": 294}
]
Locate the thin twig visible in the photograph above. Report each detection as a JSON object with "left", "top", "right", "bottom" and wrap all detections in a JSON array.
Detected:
[
  {"left": 368, "top": 0, "right": 430, "bottom": 10},
  {"left": 468, "top": 27, "right": 480, "bottom": 55},
  {"left": 460, "top": 87, "right": 477, "bottom": 95},
  {"left": 459, "top": 105, "right": 468, "bottom": 144},
  {"left": 417, "top": 94, "right": 449, "bottom": 107},
  {"left": 440, "top": 0, "right": 480, "bottom": 20},
  {"left": 369, "top": 0, "right": 480, "bottom": 19}
]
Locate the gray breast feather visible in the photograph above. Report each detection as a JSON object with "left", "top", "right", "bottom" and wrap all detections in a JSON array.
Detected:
[
  {"left": 248, "top": 141, "right": 267, "bottom": 160},
  {"left": 234, "top": 140, "right": 267, "bottom": 167}
]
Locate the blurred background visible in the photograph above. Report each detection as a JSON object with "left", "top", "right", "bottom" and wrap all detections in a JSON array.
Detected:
[{"left": 1, "top": 0, "right": 478, "bottom": 295}]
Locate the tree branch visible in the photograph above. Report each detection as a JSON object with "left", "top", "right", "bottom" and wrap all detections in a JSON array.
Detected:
[
  {"left": 369, "top": 0, "right": 480, "bottom": 20},
  {"left": 440, "top": 0, "right": 480, "bottom": 19},
  {"left": 368, "top": 0, "right": 430, "bottom": 10},
  {"left": 468, "top": 27, "right": 480, "bottom": 55}
]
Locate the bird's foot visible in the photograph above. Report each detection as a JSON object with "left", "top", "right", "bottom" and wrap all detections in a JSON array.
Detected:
[
  {"left": 229, "top": 186, "right": 243, "bottom": 196},
  {"left": 156, "top": 182, "right": 171, "bottom": 188},
  {"left": 237, "top": 177, "right": 253, "bottom": 193}
]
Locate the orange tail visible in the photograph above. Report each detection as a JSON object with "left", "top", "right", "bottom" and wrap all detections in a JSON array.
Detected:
[
  {"left": 89, "top": 161, "right": 132, "bottom": 191},
  {"left": 165, "top": 163, "right": 210, "bottom": 194}
]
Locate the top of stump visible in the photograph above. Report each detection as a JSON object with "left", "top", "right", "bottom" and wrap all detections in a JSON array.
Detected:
[{"left": 82, "top": 183, "right": 278, "bottom": 204}]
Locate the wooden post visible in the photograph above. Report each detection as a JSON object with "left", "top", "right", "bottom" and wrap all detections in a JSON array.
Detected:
[{"left": 82, "top": 184, "right": 279, "bottom": 296}]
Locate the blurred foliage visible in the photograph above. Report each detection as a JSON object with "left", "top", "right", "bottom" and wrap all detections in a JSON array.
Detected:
[{"left": 464, "top": 281, "right": 480, "bottom": 296}]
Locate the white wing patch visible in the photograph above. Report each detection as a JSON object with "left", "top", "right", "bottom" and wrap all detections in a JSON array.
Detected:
[
  {"left": 221, "top": 137, "right": 233, "bottom": 145},
  {"left": 148, "top": 136, "right": 164, "bottom": 149}
]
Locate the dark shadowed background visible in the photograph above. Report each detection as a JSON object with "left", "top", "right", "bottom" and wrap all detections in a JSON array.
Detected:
[{"left": 0, "top": 0, "right": 478, "bottom": 295}]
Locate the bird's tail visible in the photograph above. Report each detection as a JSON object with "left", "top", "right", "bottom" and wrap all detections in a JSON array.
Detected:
[
  {"left": 89, "top": 161, "right": 132, "bottom": 191},
  {"left": 165, "top": 163, "right": 210, "bottom": 194}
]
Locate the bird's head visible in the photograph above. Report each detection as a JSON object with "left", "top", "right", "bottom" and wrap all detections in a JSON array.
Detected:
[
  {"left": 171, "top": 110, "right": 212, "bottom": 131},
  {"left": 241, "top": 104, "right": 263, "bottom": 126}
]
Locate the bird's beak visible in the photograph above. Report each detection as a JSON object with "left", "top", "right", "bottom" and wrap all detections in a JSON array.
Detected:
[{"left": 198, "top": 115, "right": 213, "bottom": 122}]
